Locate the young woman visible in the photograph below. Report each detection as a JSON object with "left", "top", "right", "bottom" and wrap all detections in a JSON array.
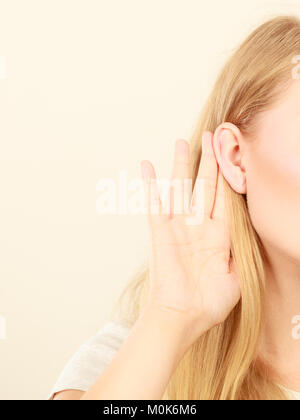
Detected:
[{"left": 50, "top": 15, "right": 300, "bottom": 400}]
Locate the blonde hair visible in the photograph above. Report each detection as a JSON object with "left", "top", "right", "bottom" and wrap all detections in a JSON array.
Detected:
[{"left": 111, "top": 15, "right": 300, "bottom": 400}]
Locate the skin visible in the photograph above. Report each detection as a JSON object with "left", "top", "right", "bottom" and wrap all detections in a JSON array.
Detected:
[
  {"left": 213, "top": 79, "right": 300, "bottom": 391},
  {"left": 246, "top": 80, "right": 300, "bottom": 391},
  {"left": 54, "top": 79, "right": 300, "bottom": 399},
  {"left": 54, "top": 133, "right": 240, "bottom": 400}
]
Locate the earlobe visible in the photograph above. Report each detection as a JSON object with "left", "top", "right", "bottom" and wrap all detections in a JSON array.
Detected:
[{"left": 212, "top": 123, "right": 247, "bottom": 195}]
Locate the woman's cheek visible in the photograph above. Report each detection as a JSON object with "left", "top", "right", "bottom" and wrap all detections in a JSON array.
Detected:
[{"left": 246, "top": 151, "right": 300, "bottom": 260}]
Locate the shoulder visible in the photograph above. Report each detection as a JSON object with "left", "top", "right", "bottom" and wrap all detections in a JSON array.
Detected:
[
  {"left": 48, "top": 319, "right": 133, "bottom": 400},
  {"left": 90, "top": 319, "right": 132, "bottom": 347}
]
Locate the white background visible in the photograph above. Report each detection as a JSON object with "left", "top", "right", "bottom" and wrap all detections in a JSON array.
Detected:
[{"left": 0, "top": 0, "right": 299, "bottom": 400}]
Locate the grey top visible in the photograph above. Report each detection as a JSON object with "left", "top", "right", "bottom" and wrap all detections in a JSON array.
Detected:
[{"left": 48, "top": 319, "right": 300, "bottom": 400}]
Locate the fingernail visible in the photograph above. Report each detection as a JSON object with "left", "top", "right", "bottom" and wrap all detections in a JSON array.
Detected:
[
  {"left": 140, "top": 160, "right": 148, "bottom": 178},
  {"left": 175, "top": 138, "right": 189, "bottom": 155}
]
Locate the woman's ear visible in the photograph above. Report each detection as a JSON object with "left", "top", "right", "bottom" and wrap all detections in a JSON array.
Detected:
[{"left": 212, "top": 122, "right": 247, "bottom": 194}]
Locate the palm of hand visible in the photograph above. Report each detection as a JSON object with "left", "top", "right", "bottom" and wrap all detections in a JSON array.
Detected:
[{"left": 141, "top": 132, "right": 241, "bottom": 333}]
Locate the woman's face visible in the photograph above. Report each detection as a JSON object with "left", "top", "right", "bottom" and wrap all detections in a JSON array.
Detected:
[{"left": 243, "top": 80, "right": 300, "bottom": 263}]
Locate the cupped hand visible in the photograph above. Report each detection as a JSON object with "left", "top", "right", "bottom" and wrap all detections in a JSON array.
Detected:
[{"left": 140, "top": 132, "right": 241, "bottom": 348}]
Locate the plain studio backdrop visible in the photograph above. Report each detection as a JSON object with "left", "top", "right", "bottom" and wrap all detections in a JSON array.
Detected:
[{"left": 0, "top": 0, "right": 299, "bottom": 400}]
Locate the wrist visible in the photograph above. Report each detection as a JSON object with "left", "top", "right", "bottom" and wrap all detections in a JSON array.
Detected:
[
  {"left": 139, "top": 303, "right": 208, "bottom": 361},
  {"left": 136, "top": 305, "right": 188, "bottom": 366}
]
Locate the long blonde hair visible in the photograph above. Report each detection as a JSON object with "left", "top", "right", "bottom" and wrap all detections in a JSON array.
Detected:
[{"left": 110, "top": 15, "right": 300, "bottom": 400}]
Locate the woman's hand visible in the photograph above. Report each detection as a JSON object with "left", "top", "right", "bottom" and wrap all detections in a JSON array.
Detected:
[
  {"left": 58, "top": 131, "right": 242, "bottom": 401},
  {"left": 141, "top": 131, "right": 241, "bottom": 351}
]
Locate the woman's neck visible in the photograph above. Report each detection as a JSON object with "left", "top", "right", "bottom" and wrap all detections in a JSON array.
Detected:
[{"left": 258, "top": 241, "right": 300, "bottom": 391}]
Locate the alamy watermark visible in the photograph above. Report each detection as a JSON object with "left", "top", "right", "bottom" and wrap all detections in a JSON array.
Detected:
[
  {"left": 291, "top": 315, "right": 300, "bottom": 340},
  {"left": 0, "top": 314, "right": 7, "bottom": 341},
  {"left": 96, "top": 171, "right": 205, "bottom": 225},
  {"left": 0, "top": 56, "right": 7, "bottom": 80},
  {"left": 292, "top": 55, "right": 300, "bottom": 80}
]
